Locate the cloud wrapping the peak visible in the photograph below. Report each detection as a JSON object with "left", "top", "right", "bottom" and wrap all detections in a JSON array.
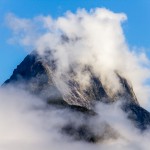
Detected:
[{"left": 6, "top": 8, "right": 150, "bottom": 108}]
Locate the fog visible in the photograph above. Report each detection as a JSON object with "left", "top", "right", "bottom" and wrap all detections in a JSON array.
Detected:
[
  {"left": 7, "top": 8, "right": 150, "bottom": 108},
  {"left": 1, "top": 7, "right": 150, "bottom": 149},
  {"left": 1, "top": 86, "right": 150, "bottom": 150}
]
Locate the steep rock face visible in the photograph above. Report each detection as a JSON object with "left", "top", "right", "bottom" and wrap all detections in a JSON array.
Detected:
[
  {"left": 4, "top": 51, "right": 62, "bottom": 100},
  {"left": 4, "top": 51, "right": 138, "bottom": 107},
  {"left": 123, "top": 103, "right": 150, "bottom": 130},
  {"left": 3, "top": 51, "right": 150, "bottom": 142}
]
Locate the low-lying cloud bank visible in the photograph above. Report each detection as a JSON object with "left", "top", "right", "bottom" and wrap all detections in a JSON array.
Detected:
[{"left": 0, "top": 86, "right": 150, "bottom": 150}]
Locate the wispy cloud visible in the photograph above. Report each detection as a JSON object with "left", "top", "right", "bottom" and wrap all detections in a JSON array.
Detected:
[
  {"left": 1, "top": 86, "right": 150, "bottom": 150},
  {"left": 6, "top": 8, "right": 150, "bottom": 108},
  {"left": 2, "top": 8, "right": 150, "bottom": 150}
]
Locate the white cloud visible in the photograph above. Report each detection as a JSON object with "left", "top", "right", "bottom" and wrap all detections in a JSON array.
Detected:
[
  {"left": 0, "top": 86, "right": 150, "bottom": 150},
  {"left": 6, "top": 8, "right": 150, "bottom": 108},
  {"left": 3, "top": 8, "right": 150, "bottom": 149}
]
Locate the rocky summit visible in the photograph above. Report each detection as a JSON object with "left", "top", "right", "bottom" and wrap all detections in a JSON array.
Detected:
[{"left": 3, "top": 50, "right": 150, "bottom": 142}]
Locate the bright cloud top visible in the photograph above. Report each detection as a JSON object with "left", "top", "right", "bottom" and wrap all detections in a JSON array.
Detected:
[{"left": 6, "top": 8, "right": 150, "bottom": 108}]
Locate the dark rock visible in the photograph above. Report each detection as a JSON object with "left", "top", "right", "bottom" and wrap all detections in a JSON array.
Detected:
[
  {"left": 3, "top": 51, "right": 62, "bottom": 100},
  {"left": 3, "top": 50, "right": 150, "bottom": 142},
  {"left": 123, "top": 103, "right": 150, "bottom": 130}
]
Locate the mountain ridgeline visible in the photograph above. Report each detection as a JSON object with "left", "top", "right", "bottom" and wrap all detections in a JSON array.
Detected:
[
  {"left": 3, "top": 50, "right": 150, "bottom": 142},
  {"left": 4, "top": 51, "right": 138, "bottom": 106}
]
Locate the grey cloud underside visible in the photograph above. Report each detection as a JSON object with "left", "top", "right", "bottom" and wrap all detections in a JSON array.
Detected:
[{"left": 3, "top": 50, "right": 150, "bottom": 142}]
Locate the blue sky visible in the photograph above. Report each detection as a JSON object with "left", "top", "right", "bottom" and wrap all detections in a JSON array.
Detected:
[{"left": 0, "top": 0, "right": 150, "bottom": 84}]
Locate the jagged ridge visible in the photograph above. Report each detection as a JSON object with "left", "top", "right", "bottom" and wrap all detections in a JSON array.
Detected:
[{"left": 3, "top": 51, "right": 150, "bottom": 142}]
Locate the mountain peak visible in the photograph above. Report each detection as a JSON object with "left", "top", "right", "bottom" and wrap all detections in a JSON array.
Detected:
[
  {"left": 4, "top": 51, "right": 138, "bottom": 107},
  {"left": 3, "top": 51, "right": 150, "bottom": 141}
]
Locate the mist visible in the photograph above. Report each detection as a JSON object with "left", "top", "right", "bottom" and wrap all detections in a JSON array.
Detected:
[
  {"left": 1, "top": 85, "right": 150, "bottom": 150},
  {"left": 7, "top": 8, "right": 150, "bottom": 108},
  {"left": 2, "top": 7, "right": 150, "bottom": 150}
]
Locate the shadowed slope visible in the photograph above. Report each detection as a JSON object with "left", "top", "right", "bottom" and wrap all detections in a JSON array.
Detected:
[{"left": 3, "top": 51, "right": 150, "bottom": 142}]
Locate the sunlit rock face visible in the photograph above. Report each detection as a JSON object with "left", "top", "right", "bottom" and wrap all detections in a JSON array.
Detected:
[{"left": 3, "top": 50, "right": 150, "bottom": 142}]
